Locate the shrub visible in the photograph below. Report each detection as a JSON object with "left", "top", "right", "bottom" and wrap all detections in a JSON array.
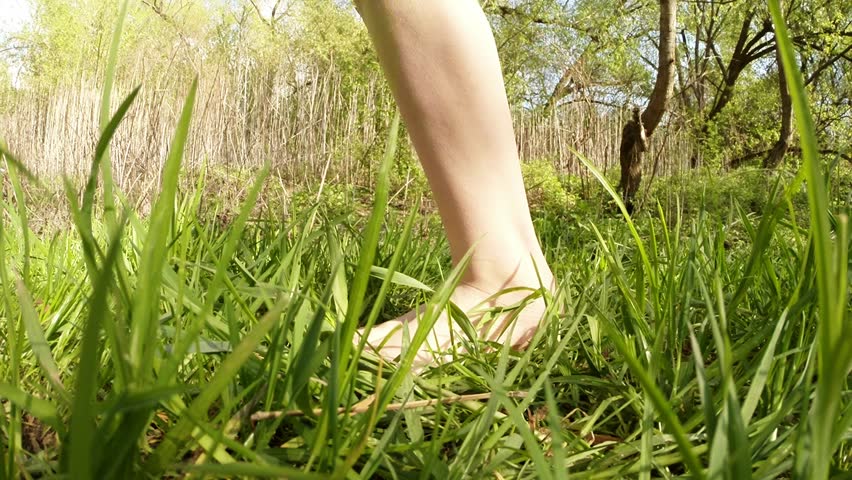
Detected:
[{"left": 522, "top": 159, "right": 576, "bottom": 213}]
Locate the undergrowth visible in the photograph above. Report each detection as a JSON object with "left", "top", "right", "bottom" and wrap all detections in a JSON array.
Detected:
[{"left": 0, "top": 2, "right": 850, "bottom": 479}]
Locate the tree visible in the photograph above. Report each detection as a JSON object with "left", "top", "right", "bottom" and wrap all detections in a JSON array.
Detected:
[
  {"left": 725, "top": 0, "right": 852, "bottom": 169},
  {"left": 763, "top": 37, "right": 793, "bottom": 169},
  {"left": 617, "top": 0, "right": 676, "bottom": 211}
]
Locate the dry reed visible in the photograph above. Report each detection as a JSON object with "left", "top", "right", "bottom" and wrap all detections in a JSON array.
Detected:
[{"left": 0, "top": 67, "right": 695, "bottom": 198}]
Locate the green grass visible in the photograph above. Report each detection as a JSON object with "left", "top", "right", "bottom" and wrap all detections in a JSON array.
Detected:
[{"left": 0, "top": 5, "right": 850, "bottom": 479}]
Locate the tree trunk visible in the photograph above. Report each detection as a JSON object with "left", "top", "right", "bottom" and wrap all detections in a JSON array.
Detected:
[
  {"left": 618, "top": 111, "right": 646, "bottom": 212},
  {"left": 763, "top": 39, "right": 793, "bottom": 169},
  {"left": 617, "top": 0, "right": 676, "bottom": 211}
]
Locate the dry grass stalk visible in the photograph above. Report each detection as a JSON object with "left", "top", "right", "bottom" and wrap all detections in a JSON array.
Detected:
[
  {"left": 0, "top": 66, "right": 696, "bottom": 199},
  {"left": 250, "top": 390, "right": 529, "bottom": 421}
]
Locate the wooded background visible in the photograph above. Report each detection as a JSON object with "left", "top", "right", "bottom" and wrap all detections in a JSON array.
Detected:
[{"left": 0, "top": 0, "right": 849, "bottom": 195}]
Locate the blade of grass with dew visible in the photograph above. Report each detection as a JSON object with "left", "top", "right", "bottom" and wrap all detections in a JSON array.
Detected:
[{"left": 768, "top": 2, "right": 851, "bottom": 478}]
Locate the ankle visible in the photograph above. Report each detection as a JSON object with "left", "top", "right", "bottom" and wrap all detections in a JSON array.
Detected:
[{"left": 461, "top": 256, "right": 554, "bottom": 293}]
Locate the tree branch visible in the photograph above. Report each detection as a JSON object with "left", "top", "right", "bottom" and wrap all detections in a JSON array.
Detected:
[{"left": 731, "top": 147, "right": 852, "bottom": 168}]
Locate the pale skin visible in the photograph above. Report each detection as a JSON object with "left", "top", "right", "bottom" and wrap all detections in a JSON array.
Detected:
[{"left": 354, "top": 0, "right": 556, "bottom": 366}]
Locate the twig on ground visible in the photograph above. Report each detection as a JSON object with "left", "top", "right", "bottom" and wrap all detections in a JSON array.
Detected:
[{"left": 250, "top": 391, "right": 529, "bottom": 421}]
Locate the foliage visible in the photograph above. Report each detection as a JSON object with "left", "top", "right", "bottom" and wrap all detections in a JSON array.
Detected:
[
  {"left": 0, "top": 3, "right": 850, "bottom": 478},
  {"left": 522, "top": 158, "right": 576, "bottom": 213},
  {"left": 1, "top": 97, "right": 851, "bottom": 476},
  {"left": 651, "top": 167, "right": 778, "bottom": 215},
  {"left": 3, "top": 0, "right": 850, "bottom": 176},
  {"left": 701, "top": 74, "right": 784, "bottom": 167}
]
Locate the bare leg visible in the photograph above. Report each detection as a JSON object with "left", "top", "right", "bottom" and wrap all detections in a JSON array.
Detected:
[{"left": 355, "top": 0, "right": 555, "bottom": 365}]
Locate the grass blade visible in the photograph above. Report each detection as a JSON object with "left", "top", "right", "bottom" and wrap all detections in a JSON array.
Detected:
[
  {"left": 370, "top": 265, "right": 433, "bottom": 292},
  {"left": 338, "top": 111, "right": 400, "bottom": 369},
  {"left": 82, "top": 85, "right": 141, "bottom": 227},
  {"left": 67, "top": 213, "right": 127, "bottom": 480},
  {"left": 129, "top": 79, "right": 197, "bottom": 378},
  {"left": 768, "top": 3, "right": 851, "bottom": 478},
  {"left": 15, "top": 279, "right": 69, "bottom": 404},
  {"left": 97, "top": 0, "right": 130, "bottom": 229},
  {"left": 143, "top": 296, "right": 290, "bottom": 473},
  {"left": 0, "top": 383, "right": 62, "bottom": 433}
]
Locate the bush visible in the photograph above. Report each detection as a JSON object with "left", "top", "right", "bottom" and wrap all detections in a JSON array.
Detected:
[
  {"left": 651, "top": 167, "right": 776, "bottom": 216},
  {"left": 522, "top": 159, "right": 577, "bottom": 213}
]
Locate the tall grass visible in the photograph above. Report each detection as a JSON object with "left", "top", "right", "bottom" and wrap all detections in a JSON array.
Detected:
[{"left": 0, "top": 5, "right": 849, "bottom": 480}]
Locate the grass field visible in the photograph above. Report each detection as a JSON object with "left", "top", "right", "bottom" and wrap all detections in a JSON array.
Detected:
[{"left": 0, "top": 2, "right": 850, "bottom": 479}]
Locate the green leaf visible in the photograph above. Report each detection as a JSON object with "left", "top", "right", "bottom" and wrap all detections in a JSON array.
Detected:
[
  {"left": 82, "top": 85, "right": 141, "bottom": 227},
  {"left": 158, "top": 162, "right": 271, "bottom": 382},
  {"left": 0, "top": 144, "right": 39, "bottom": 183},
  {"left": 129, "top": 79, "right": 198, "bottom": 377},
  {"left": 338, "top": 111, "right": 400, "bottom": 368},
  {"left": 369, "top": 266, "right": 433, "bottom": 292},
  {"left": 769, "top": 3, "right": 850, "bottom": 478},
  {"left": 67, "top": 212, "right": 128, "bottom": 480},
  {"left": 97, "top": 0, "right": 130, "bottom": 229},
  {"left": 0, "top": 383, "right": 62, "bottom": 433},
  {"left": 144, "top": 295, "right": 290, "bottom": 473},
  {"left": 741, "top": 309, "right": 789, "bottom": 426},
  {"left": 15, "top": 279, "right": 69, "bottom": 404}
]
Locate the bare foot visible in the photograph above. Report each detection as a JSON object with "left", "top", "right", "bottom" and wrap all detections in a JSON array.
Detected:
[{"left": 356, "top": 278, "right": 554, "bottom": 369}]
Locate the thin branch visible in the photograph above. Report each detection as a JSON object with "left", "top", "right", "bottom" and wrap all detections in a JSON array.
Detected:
[
  {"left": 730, "top": 147, "right": 852, "bottom": 168},
  {"left": 247, "top": 0, "right": 271, "bottom": 27},
  {"left": 805, "top": 44, "right": 852, "bottom": 86},
  {"left": 250, "top": 391, "right": 529, "bottom": 421}
]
